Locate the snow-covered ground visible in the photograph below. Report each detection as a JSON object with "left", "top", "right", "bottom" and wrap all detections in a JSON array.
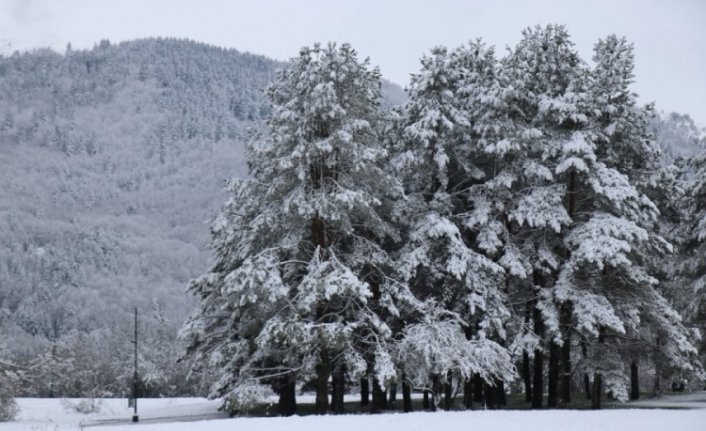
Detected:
[
  {"left": 8, "top": 397, "right": 223, "bottom": 431},
  {"left": 627, "top": 391, "right": 706, "bottom": 409},
  {"left": 5, "top": 393, "right": 706, "bottom": 431},
  {"left": 105, "top": 409, "right": 706, "bottom": 431}
]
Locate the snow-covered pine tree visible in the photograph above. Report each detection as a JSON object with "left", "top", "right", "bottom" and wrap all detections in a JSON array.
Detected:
[
  {"left": 451, "top": 35, "right": 557, "bottom": 408},
  {"left": 391, "top": 43, "right": 515, "bottom": 411},
  {"left": 590, "top": 36, "right": 659, "bottom": 178},
  {"left": 649, "top": 113, "right": 706, "bottom": 392},
  {"left": 182, "top": 43, "right": 406, "bottom": 415},
  {"left": 473, "top": 25, "right": 581, "bottom": 409},
  {"left": 639, "top": 162, "right": 702, "bottom": 397},
  {"left": 181, "top": 176, "right": 285, "bottom": 414},
  {"left": 680, "top": 147, "right": 706, "bottom": 381},
  {"left": 544, "top": 34, "right": 702, "bottom": 408}
]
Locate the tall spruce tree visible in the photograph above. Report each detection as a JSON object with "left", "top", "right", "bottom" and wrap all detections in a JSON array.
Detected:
[
  {"left": 640, "top": 162, "right": 702, "bottom": 396},
  {"left": 681, "top": 148, "right": 706, "bottom": 382},
  {"left": 492, "top": 25, "right": 582, "bottom": 409},
  {"left": 391, "top": 44, "right": 515, "bottom": 410},
  {"left": 543, "top": 34, "right": 701, "bottom": 408},
  {"left": 182, "top": 43, "right": 407, "bottom": 415}
]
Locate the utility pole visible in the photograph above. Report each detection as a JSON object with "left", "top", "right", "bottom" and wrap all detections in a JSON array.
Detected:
[{"left": 132, "top": 307, "right": 139, "bottom": 423}]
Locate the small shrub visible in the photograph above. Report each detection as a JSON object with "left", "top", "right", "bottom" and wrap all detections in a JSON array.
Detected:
[{"left": 222, "top": 379, "right": 272, "bottom": 416}]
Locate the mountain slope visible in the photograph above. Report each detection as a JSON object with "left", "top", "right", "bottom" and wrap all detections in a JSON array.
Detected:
[{"left": 0, "top": 38, "right": 279, "bottom": 395}]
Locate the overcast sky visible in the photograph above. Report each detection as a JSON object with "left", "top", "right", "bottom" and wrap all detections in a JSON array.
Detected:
[{"left": 1, "top": 0, "right": 704, "bottom": 125}]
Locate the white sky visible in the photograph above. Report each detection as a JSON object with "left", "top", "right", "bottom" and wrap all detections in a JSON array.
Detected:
[{"left": 1, "top": 0, "right": 705, "bottom": 125}]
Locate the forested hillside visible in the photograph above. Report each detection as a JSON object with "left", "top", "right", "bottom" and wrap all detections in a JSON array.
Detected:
[{"left": 0, "top": 38, "right": 281, "bottom": 396}]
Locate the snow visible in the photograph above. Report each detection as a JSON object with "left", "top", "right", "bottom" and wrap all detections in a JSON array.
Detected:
[
  {"left": 5, "top": 394, "right": 706, "bottom": 431},
  {"left": 105, "top": 409, "right": 706, "bottom": 431},
  {"left": 629, "top": 391, "right": 706, "bottom": 409},
  {"left": 8, "top": 397, "right": 223, "bottom": 431}
]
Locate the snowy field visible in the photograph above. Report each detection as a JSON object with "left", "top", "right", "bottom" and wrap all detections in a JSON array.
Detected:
[
  {"left": 5, "top": 393, "right": 706, "bottom": 431},
  {"left": 8, "top": 397, "right": 224, "bottom": 430}
]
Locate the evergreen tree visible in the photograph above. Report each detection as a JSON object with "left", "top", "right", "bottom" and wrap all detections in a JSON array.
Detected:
[
  {"left": 680, "top": 148, "right": 706, "bottom": 381},
  {"left": 546, "top": 34, "right": 701, "bottom": 407},
  {"left": 183, "top": 43, "right": 407, "bottom": 415},
  {"left": 491, "top": 25, "right": 583, "bottom": 408},
  {"left": 391, "top": 43, "right": 515, "bottom": 410}
]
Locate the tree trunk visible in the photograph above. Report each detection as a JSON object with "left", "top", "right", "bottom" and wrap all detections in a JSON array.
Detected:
[
  {"left": 444, "top": 372, "right": 453, "bottom": 410},
  {"left": 499, "top": 380, "right": 507, "bottom": 407},
  {"left": 360, "top": 377, "right": 369, "bottom": 406},
  {"left": 463, "top": 379, "right": 473, "bottom": 409},
  {"left": 315, "top": 349, "right": 330, "bottom": 414},
  {"left": 483, "top": 378, "right": 505, "bottom": 409},
  {"left": 331, "top": 364, "right": 345, "bottom": 414},
  {"left": 484, "top": 381, "right": 498, "bottom": 410},
  {"left": 581, "top": 339, "right": 591, "bottom": 399},
  {"left": 311, "top": 212, "right": 328, "bottom": 256},
  {"left": 630, "top": 360, "right": 639, "bottom": 400},
  {"left": 388, "top": 382, "right": 397, "bottom": 409},
  {"left": 330, "top": 373, "right": 339, "bottom": 414},
  {"left": 522, "top": 294, "right": 534, "bottom": 403},
  {"left": 278, "top": 377, "right": 297, "bottom": 417},
  {"left": 584, "top": 373, "right": 592, "bottom": 400},
  {"left": 371, "top": 378, "right": 387, "bottom": 412},
  {"left": 559, "top": 169, "right": 579, "bottom": 408},
  {"left": 402, "top": 378, "right": 412, "bottom": 412},
  {"left": 423, "top": 389, "right": 430, "bottom": 410},
  {"left": 484, "top": 381, "right": 494, "bottom": 410},
  {"left": 532, "top": 271, "right": 545, "bottom": 409},
  {"left": 591, "top": 328, "right": 606, "bottom": 410},
  {"left": 567, "top": 170, "right": 578, "bottom": 216},
  {"left": 532, "top": 347, "right": 544, "bottom": 409},
  {"left": 559, "top": 341, "right": 572, "bottom": 405},
  {"left": 430, "top": 374, "right": 441, "bottom": 411},
  {"left": 443, "top": 382, "right": 453, "bottom": 410},
  {"left": 653, "top": 337, "right": 661, "bottom": 397},
  {"left": 547, "top": 341, "right": 559, "bottom": 407},
  {"left": 522, "top": 350, "right": 533, "bottom": 403},
  {"left": 312, "top": 208, "right": 330, "bottom": 415},
  {"left": 591, "top": 373, "right": 602, "bottom": 409},
  {"left": 472, "top": 373, "right": 484, "bottom": 403},
  {"left": 559, "top": 302, "right": 573, "bottom": 406}
]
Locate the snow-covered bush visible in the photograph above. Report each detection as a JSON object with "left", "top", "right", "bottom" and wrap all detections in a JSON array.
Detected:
[{"left": 221, "top": 379, "right": 273, "bottom": 416}]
